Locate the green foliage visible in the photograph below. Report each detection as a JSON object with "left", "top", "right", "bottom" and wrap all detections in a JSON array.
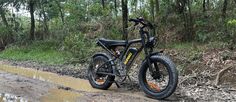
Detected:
[
  {"left": 196, "top": 30, "right": 208, "bottom": 43},
  {"left": 0, "top": 26, "right": 12, "bottom": 46},
  {"left": 227, "top": 19, "right": 236, "bottom": 26},
  {"left": 227, "top": 19, "right": 236, "bottom": 43},
  {"left": 0, "top": 26, "right": 11, "bottom": 38},
  {"left": 1, "top": 0, "right": 236, "bottom": 65},
  {"left": 63, "top": 32, "right": 96, "bottom": 61},
  {"left": 0, "top": 41, "right": 72, "bottom": 65}
]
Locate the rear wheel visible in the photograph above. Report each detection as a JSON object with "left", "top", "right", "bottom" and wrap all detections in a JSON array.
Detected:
[
  {"left": 88, "top": 54, "right": 115, "bottom": 90},
  {"left": 138, "top": 55, "right": 178, "bottom": 99}
]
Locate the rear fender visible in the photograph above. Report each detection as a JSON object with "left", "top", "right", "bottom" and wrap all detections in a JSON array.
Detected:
[{"left": 92, "top": 53, "right": 115, "bottom": 73}]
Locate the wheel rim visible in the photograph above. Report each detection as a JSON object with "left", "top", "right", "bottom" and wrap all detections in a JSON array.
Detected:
[
  {"left": 90, "top": 57, "right": 109, "bottom": 85},
  {"left": 144, "top": 62, "right": 170, "bottom": 93}
]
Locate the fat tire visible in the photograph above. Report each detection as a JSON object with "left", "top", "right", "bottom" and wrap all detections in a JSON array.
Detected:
[
  {"left": 138, "top": 55, "right": 178, "bottom": 99},
  {"left": 88, "top": 54, "right": 115, "bottom": 90}
]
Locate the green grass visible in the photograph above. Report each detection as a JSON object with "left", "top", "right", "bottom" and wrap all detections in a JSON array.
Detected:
[{"left": 0, "top": 41, "right": 72, "bottom": 65}]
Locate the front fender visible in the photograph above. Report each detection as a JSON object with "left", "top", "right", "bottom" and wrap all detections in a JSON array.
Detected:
[{"left": 140, "top": 52, "right": 162, "bottom": 68}]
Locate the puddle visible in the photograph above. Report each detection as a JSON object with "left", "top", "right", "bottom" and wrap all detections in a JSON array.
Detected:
[
  {"left": 40, "top": 88, "right": 81, "bottom": 102},
  {"left": 0, "top": 64, "right": 102, "bottom": 101},
  {"left": 0, "top": 64, "right": 100, "bottom": 92},
  {"left": 0, "top": 63, "right": 160, "bottom": 102},
  {"left": 0, "top": 93, "right": 28, "bottom": 102}
]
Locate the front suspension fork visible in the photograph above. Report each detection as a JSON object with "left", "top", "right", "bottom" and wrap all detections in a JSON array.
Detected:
[{"left": 146, "top": 54, "right": 162, "bottom": 80}]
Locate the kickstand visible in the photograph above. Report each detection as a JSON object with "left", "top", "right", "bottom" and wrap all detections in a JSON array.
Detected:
[
  {"left": 127, "top": 75, "right": 132, "bottom": 83},
  {"left": 114, "top": 81, "right": 121, "bottom": 88}
]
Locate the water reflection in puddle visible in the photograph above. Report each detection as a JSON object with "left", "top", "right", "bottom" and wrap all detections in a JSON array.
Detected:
[
  {"left": 0, "top": 93, "right": 27, "bottom": 102},
  {"left": 0, "top": 64, "right": 102, "bottom": 102},
  {"left": 0, "top": 64, "right": 100, "bottom": 92}
]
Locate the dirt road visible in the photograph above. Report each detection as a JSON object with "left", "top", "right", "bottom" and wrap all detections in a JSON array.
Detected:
[
  {"left": 0, "top": 64, "right": 162, "bottom": 102},
  {"left": 1, "top": 61, "right": 236, "bottom": 102}
]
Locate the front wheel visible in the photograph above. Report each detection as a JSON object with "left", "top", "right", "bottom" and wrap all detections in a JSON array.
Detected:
[{"left": 138, "top": 55, "right": 178, "bottom": 99}]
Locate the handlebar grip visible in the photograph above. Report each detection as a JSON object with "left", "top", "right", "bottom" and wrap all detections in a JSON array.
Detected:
[{"left": 129, "top": 18, "right": 154, "bottom": 29}]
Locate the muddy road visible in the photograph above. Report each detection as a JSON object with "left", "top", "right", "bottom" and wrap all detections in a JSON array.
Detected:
[
  {"left": 0, "top": 64, "right": 162, "bottom": 102},
  {"left": 0, "top": 61, "right": 236, "bottom": 102}
]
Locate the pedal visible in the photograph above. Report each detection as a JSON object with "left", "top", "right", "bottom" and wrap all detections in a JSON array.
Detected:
[{"left": 127, "top": 75, "right": 134, "bottom": 90}]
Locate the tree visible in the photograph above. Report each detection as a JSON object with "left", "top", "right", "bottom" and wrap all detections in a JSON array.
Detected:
[
  {"left": 155, "top": 0, "right": 159, "bottom": 15},
  {"left": 0, "top": 0, "right": 12, "bottom": 27},
  {"left": 102, "top": 0, "right": 105, "bottom": 8},
  {"left": 39, "top": 0, "right": 49, "bottom": 37},
  {"left": 0, "top": 7, "right": 9, "bottom": 28},
  {"left": 122, "top": 0, "right": 128, "bottom": 40},
  {"left": 55, "top": 0, "right": 65, "bottom": 24},
  {"left": 114, "top": 0, "right": 117, "bottom": 17},
  {"left": 186, "top": 0, "right": 194, "bottom": 41},
  {"left": 0, "top": 0, "right": 15, "bottom": 43},
  {"left": 28, "top": 0, "right": 36, "bottom": 40},
  {"left": 222, "top": 0, "right": 227, "bottom": 19},
  {"left": 149, "top": 0, "right": 156, "bottom": 36},
  {"left": 203, "top": 0, "right": 206, "bottom": 13}
]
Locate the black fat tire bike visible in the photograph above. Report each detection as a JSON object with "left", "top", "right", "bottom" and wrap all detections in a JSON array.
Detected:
[{"left": 88, "top": 18, "right": 178, "bottom": 99}]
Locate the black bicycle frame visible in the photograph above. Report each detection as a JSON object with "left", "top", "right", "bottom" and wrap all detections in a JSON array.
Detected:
[{"left": 95, "top": 26, "right": 155, "bottom": 76}]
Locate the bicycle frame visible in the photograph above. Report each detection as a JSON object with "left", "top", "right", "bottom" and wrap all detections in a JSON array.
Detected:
[{"left": 95, "top": 27, "right": 156, "bottom": 77}]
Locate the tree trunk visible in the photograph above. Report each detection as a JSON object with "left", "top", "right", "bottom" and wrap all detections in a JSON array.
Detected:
[
  {"left": 165, "top": 0, "right": 171, "bottom": 23},
  {"left": 114, "top": 0, "right": 117, "bottom": 17},
  {"left": 203, "top": 0, "right": 206, "bottom": 13},
  {"left": 155, "top": 0, "right": 160, "bottom": 38},
  {"left": 56, "top": 1, "right": 65, "bottom": 24},
  {"left": 155, "top": 0, "right": 159, "bottom": 15},
  {"left": 182, "top": 0, "right": 194, "bottom": 41},
  {"left": 150, "top": 0, "right": 155, "bottom": 36},
  {"left": 0, "top": 7, "right": 9, "bottom": 27},
  {"left": 207, "top": 0, "right": 210, "bottom": 10},
  {"left": 187, "top": 0, "right": 194, "bottom": 41},
  {"left": 29, "top": 0, "right": 35, "bottom": 40},
  {"left": 102, "top": 0, "right": 105, "bottom": 9},
  {"left": 42, "top": 7, "right": 49, "bottom": 37},
  {"left": 222, "top": 0, "right": 228, "bottom": 35},
  {"left": 122, "top": 0, "right": 128, "bottom": 40},
  {"left": 222, "top": 0, "right": 227, "bottom": 19}
]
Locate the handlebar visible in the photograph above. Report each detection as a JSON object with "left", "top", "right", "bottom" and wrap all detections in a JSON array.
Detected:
[{"left": 129, "top": 17, "right": 154, "bottom": 29}]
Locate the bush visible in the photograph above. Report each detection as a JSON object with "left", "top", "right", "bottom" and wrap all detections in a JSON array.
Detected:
[
  {"left": 64, "top": 32, "right": 96, "bottom": 61},
  {"left": 0, "top": 26, "right": 13, "bottom": 47},
  {"left": 227, "top": 19, "right": 236, "bottom": 43}
]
